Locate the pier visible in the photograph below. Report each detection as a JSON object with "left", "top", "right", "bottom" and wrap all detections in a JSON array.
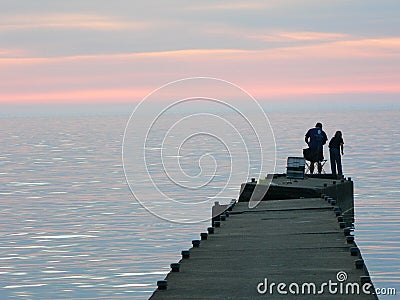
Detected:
[{"left": 150, "top": 175, "right": 377, "bottom": 299}]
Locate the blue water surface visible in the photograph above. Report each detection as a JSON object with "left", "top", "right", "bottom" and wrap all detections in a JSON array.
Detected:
[{"left": 0, "top": 107, "right": 399, "bottom": 299}]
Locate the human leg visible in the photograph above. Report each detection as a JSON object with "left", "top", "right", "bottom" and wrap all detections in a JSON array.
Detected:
[
  {"left": 331, "top": 148, "right": 341, "bottom": 175},
  {"left": 316, "top": 148, "right": 324, "bottom": 174},
  {"left": 330, "top": 149, "right": 336, "bottom": 175},
  {"left": 309, "top": 162, "right": 315, "bottom": 174},
  {"left": 337, "top": 153, "right": 343, "bottom": 175},
  {"left": 317, "top": 162, "right": 322, "bottom": 174},
  {"left": 317, "top": 150, "right": 323, "bottom": 174}
]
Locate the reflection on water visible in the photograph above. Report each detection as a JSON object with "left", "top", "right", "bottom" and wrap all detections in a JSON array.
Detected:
[{"left": 0, "top": 108, "right": 399, "bottom": 299}]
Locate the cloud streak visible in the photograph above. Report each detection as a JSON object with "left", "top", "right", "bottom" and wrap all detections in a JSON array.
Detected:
[
  {"left": 251, "top": 31, "right": 349, "bottom": 42},
  {"left": 184, "top": 2, "right": 271, "bottom": 11},
  {"left": 1, "top": 36, "right": 399, "bottom": 103},
  {"left": 206, "top": 25, "right": 350, "bottom": 42},
  {"left": 0, "top": 13, "right": 152, "bottom": 31}
]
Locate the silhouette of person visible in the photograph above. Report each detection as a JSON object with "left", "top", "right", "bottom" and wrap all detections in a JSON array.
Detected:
[
  {"left": 329, "top": 131, "right": 344, "bottom": 176},
  {"left": 305, "top": 122, "right": 328, "bottom": 174}
]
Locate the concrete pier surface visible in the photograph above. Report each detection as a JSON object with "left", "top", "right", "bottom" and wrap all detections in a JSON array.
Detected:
[{"left": 150, "top": 176, "right": 377, "bottom": 299}]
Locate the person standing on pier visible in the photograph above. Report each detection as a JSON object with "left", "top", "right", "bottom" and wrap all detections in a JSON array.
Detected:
[
  {"left": 329, "top": 131, "right": 344, "bottom": 176},
  {"left": 304, "top": 122, "right": 328, "bottom": 174}
]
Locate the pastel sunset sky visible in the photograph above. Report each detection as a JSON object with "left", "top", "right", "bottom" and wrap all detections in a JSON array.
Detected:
[{"left": 1, "top": 0, "right": 399, "bottom": 106}]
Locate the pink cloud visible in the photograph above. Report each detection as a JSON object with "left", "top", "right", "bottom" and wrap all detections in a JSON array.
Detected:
[
  {"left": 184, "top": 2, "right": 271, "bottom": 11},
  {"left": 204, "top": 27, "right": 350, "bottom": 43},
  {"left": 1, "top": 37, "right": 399, "bottom": 104},
  {"left": 0, "top": 47, "right": 28, "bottom": 58},
  {"left": 277, "top": 37, "right": 400, "bottom": 58},
  {"left": 0, "top": 14, "right": 152, "bottom": 31},
  {"left": 251, "top": 31, "right": 349, "bottom": 42},
  {"left": 0, "top": 89, "right": 149, "bottom": 104}
]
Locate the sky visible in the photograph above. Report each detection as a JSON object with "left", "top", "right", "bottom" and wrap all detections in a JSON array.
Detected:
[{"left": 0, "top": 0, "right": 399, "bottom": 106}]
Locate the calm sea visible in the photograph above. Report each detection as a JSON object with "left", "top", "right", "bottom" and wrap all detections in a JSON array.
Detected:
[{"left": 0, "top": 105, "right": 399, "bottom": 299}]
